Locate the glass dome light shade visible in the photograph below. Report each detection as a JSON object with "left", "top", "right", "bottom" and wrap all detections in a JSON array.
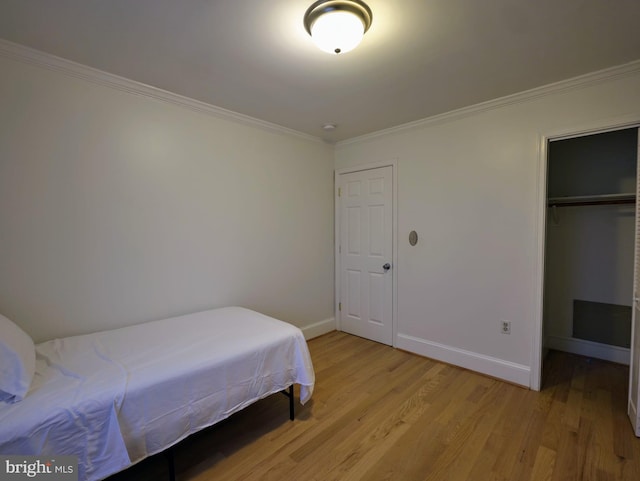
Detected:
[
  {"left": 310, "top": 10, "right": 365, "bottom": 54},
  {"left": 303, "top": 0, "right": 372, "bottom": 55}
]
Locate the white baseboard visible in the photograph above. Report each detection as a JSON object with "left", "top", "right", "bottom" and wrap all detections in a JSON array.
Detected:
[
  {"left": 396, "top": 333, "right": 531, "bottom": 388},
  {"left": 301, "top": 317, "right": 336, "bottom": 340},
  {"left": 546, "top": 335, "right": 630, "bottom": 365}
]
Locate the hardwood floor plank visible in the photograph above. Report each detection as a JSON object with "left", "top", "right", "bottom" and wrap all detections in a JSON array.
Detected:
[
  {"left": 312, "top": 364, "right": 449, "bottom": 481},
  {"left": 486, "top": 390, "right": 536, "bottom": 479},
  {"left": 540, "top": 384, "right": 570, "bottom": 451},
  {"left": 530, "top": 445, "right": 556, "bottom": 481},
  {"left": 563, "top": 387, "right": 582, "bottom": 432},
  {"left": 550, "top": 424, "right": 581, "bottom": 481},
  {"left": 424, "top": 381, "right": 513, "bottom": 481}
]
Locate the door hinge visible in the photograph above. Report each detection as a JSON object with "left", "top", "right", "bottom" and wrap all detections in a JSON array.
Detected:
[
  {"left": 338, "top": 187, "right": 341, "bottom": 197},
  {"left": 339, "top": 302, "right": 342, "bottom": 311}
]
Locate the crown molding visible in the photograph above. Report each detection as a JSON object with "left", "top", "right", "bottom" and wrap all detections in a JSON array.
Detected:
[
  {"left": 0, "top": 39, "right": 323, "bottom": 144},
  {"left": 337, "top": 59, "right": 640, "bottom": 147},
  {"left": 3, "top": 38, "right": 638, "bottom": 148}
]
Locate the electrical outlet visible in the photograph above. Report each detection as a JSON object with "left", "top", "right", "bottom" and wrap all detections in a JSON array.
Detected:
[{"left": 501, "top": 321, "right": 511, "bottom": 334}]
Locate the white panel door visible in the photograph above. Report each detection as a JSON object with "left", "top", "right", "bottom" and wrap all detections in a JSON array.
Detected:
[
  {"left": 339, "top": 166, "right": 393, "bottom": 345},
  {"left": 629, "top": 128, "right": 640, "bottom": 437}
]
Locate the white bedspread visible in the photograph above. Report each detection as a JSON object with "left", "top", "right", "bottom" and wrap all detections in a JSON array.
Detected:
[{"left": 0, "top": 307, "right": 315, "bottom": 481}]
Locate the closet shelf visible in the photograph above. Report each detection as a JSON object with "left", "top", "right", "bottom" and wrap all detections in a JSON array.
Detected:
[{"left": 548, "top": 193, "right": 636, "bottom": 208}]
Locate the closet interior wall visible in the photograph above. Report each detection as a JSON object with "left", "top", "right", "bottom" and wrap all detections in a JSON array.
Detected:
[{"left": 544, "top": 128, "right": 638, "bottom": 364}]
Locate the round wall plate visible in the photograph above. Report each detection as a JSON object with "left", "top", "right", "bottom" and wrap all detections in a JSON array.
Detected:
[{"left": 409, "top": 230, "right": 418, "bottom": 246}]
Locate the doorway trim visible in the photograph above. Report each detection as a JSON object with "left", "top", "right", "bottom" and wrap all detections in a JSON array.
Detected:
[
  {"left": 335, "top": 159, "right": 398, "bottom": 346},
  {"left": 533, "top": 114, "right": 640, "bottom": 391}
]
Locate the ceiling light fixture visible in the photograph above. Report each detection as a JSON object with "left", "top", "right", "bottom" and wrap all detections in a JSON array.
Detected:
[{"left": 303, "top": 0, "right": 372, "bottom": 55}]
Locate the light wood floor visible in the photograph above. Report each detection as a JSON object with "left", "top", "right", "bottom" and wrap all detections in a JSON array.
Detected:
[{"left": 108, "top": 331, "right": 640, "bottom": 481}]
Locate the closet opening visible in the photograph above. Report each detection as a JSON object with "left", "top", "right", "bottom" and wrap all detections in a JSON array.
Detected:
[{"left": 542, "top": 127, "right": 638, "bottom": 370}]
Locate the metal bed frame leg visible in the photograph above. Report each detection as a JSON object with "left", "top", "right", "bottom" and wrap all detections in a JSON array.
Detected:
[
  {"left": 165, "top": 447, "right": 176, "bottom": 481},
  {"left": 288, "top": 384, "right": 294, "bottom": 421},
  {"left": 282, "top": 385, "right": 295, "bottom": 421}
]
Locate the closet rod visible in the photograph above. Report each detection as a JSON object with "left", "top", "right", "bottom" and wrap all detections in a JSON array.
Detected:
[
  {"left": 548, "top": 198, "right": 636, "bottom": 208},
  {"left": 548, "top": 193, "right": 636, "bottom": 208}
]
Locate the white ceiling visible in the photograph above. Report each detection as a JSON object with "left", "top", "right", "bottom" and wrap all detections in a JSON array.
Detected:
[{"left": 1, "top": 0, "right": 639, "bottom": 142}]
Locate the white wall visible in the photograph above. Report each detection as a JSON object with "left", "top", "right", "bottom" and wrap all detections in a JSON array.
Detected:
[
  {"left": 335, "top": 66, "right": 640, "bottom": 386},
  {"left": 0, "top": 55, "right": 335, "bottom": 342}
]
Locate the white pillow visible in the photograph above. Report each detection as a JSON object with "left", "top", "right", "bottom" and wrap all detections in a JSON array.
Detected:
[{"left": 0, "top": 313, "right": 36, "bottom": 402}]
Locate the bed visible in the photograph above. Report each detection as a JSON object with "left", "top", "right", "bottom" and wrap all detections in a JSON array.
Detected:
[{"left": 0, "top": 307, "right": 315, "bottom": 481}]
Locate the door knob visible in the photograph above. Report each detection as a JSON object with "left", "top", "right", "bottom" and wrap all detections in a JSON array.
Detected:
[{"left": 383, "top": 263, "right": 391, "bottom": 271}]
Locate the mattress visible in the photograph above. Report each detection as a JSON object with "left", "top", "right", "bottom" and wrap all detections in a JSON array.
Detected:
[{"left": 0, "top": 307, "right": 315, "bottom": 480}]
